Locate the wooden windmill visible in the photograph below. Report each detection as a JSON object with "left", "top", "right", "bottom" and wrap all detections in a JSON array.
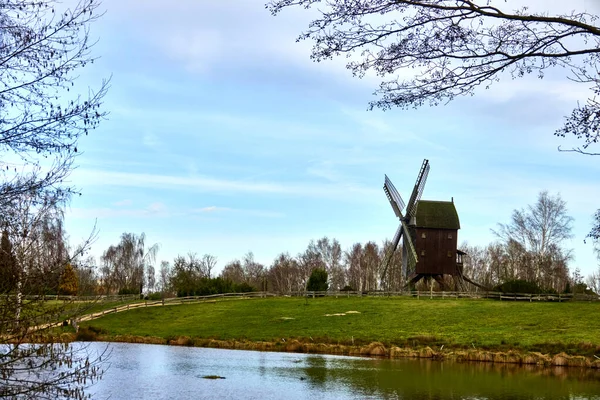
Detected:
[{"left": 380, "top": 159, "right": 487, "bottom": 291}]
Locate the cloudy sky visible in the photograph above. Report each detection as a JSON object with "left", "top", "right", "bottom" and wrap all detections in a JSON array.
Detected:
[{"left": 64, "top": 0, "right": 600, "bottom": 276}]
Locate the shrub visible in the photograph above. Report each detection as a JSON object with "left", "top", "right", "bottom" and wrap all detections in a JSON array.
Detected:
[
  {"left": 493, "top": 280, "right": 541, "bottom": 294},
  {"left": 58, "top": 263, "right": 78, "bottom": 296},
  {"left": 306, "top": 268, "right": 329, "bottom": 292},
  {"left": 146, "top": 292, "right": 162, "bottom": 301},
  {"left": 118, "top": 287, "right": 139, "bottom": 295},
  {"left": 235, "top": 282, "right": 256, "bottom": 293},
  {"left": 75, "top": 326, "right": 105, "bottom": 342}
]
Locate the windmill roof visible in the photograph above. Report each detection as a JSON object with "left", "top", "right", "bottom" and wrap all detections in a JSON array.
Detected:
[{"left": 414, "top": 200, "right": 460, "bottom": 229}]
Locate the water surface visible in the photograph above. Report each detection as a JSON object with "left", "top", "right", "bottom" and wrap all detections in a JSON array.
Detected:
[{"left": 86, "top": 342, "right": 600, "bottom": 399}]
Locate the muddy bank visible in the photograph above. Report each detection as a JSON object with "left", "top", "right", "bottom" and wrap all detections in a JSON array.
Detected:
[{"left": 70, "top": 331, "right": 600, "bottom": 369}]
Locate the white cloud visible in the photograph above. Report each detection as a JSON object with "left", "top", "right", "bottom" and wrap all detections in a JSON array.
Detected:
[
  {"left": 192, "top": 206, "right": 284, "bottom": 219},
  {"left": 196, "top": 206, "right": 229, "bottom": 213},
  {"left": 161, "top": 28, "right": 223, "bottom": 74},
  {"left": 72, "top": 169, "right": 379, "bottom": 199},
  {"left": 112, "top": 199, "right": 132, "bottom": 207},
  {"left": 142, "top": 132, "right": 161, "bottom": 148},
  {"left": 69, "top": 202, "right": 169, "bottom": 219}
]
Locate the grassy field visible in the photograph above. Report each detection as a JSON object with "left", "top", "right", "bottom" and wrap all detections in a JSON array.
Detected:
[{"left": 80, "top": 297, "right": 600, "bottom": 356}]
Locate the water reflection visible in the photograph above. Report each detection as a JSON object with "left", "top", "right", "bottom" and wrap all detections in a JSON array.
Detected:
[{"left": 85, "top": 342, "right": 600, "bottom": 400}]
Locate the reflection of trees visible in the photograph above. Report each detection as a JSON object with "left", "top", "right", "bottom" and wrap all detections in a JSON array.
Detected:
[
  {"left": 303, "top": 356, "right": 328, "bottom": 388},
  {"left": 301, "top": 357, "right": 600, "bottom": 400}
]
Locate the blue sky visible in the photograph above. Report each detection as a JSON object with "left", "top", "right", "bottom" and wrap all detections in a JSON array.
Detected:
[{"left": 63, "top": 0, "right": 600, "bottom": 276}]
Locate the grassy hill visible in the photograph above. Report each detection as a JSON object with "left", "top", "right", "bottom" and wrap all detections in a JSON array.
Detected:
[{"left": 79, "top": 296, "right": 600, "bottom": 357}]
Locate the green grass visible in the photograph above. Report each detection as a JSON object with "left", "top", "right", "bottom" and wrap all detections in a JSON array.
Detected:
[{"left": 81, "top": 297, "right": 600, "bottom": 355}]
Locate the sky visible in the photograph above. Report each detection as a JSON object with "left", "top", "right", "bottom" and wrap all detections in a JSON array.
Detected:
[{"left": 62, "top": 0, "right": 600, "bottom": 277}]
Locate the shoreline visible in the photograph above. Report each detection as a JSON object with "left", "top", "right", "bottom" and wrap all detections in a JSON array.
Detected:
[{"left": 71, "top": 333, "right": 600, "bottom": 369}]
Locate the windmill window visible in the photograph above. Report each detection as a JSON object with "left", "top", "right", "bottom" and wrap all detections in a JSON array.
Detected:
[
  {"left": 421, "top": 250, "right": 425, "bottom": 256},
  {"left": 447, "top": 251, "right": 453, "bottom": 258},
  {"left": 447, "top": 233, "right": 453, "bottom": 239},
  {"left": 421, "top": 232, "right": 427, "bottom": 239}
]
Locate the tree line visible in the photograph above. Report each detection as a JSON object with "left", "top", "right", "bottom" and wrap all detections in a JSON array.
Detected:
[{"left": 16, "top": 191, "right": 592, "bottom": 298}]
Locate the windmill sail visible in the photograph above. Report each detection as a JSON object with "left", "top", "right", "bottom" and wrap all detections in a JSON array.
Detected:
[
  {"left": 384, "top": 175, "right": 405, "bottom": 219},
  {"left": 401, "top": 220, "right": 418, "bottom": 265},
  {"left": 406, "top": 159, "right": 430, "bottom": 218},
  {"left": 380, "top": 223, "right": 403, "bottom": 281}
]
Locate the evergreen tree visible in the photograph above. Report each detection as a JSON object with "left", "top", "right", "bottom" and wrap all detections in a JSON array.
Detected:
[
  {"left": 59, "top": 263, "right": 78, "bottom": 296},
  {"left": 306, "top": 268, "right": 329, "bottom": 292},
  {"left": 0, "top": 229, "right": 17, "bottom": 293}
]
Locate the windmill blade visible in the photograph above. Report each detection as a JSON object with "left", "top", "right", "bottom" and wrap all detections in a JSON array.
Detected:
[
  {"left": 406, "top": 159, "right": 430, "bottom": 218},
  {"left": 380, "top": 223, "right": 404, "bottom": 282},
  {"left": 401, "top": 220, "right": 418, "bottom": 272},
  {"left": 383, "top": 175, "right": 405, "bottom": 218}
]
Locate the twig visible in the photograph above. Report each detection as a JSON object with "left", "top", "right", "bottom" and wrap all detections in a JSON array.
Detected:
[{"left": 557, "top": 145, "right": 600, "bottom": 156}]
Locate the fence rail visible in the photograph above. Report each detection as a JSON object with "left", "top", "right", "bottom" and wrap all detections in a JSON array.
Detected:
[
  {"left": 0, "top": 294, "right": 141, "bottom": 302},
  {"left": 5, "top": 290, "right": 599, "bottom": 306},
  {"left": 297, "top": 290, "right": 600, "bottom": 302},
  {"left": 75, "top": 290, "right": 600, "bottom": 323},
  {"left": 10, "top": 289, "right": 592, "bottom": 330}
]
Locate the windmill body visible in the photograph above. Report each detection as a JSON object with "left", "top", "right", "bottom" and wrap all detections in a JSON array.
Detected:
[
  {"left": 412, "top": 200, "right": 460, "bottom": 277},
  {"left": 381, "top": 160, "right": 487, "bottom": 291}
]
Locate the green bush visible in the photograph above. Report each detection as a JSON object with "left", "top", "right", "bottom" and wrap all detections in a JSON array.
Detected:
[
  {"left": 118, "top": 287, "right": 139, "bottom": 295},
  {"left": 146, "top": 292, "right": 163, "bottom": 301},
  {"left": 493, "top": 279, "right": 542, "bottom": 294},
  {"left": 75, "top": 326, "right": 105, "bottom": 342},
  {"left": 174, "top": 277, "right": 256, "bottom": 297},
  {"left": 234, "top": 282, "right": 256, "bottom": 293},
  {"left": 306, "top": 268, "right": 329, "bottom": 292}
]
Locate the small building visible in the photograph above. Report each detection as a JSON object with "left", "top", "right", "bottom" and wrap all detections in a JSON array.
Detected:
[{"left": 411, "top": 200, "right": 460, "bottom": 276}]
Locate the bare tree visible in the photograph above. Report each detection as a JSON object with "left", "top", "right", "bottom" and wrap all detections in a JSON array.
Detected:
[
  {"left": 0, "top": 191, "right": 104, "bottom": 399},
  {"left": 243, "top": 251, "right": 265, "bottom": 290},
  {"left": 100, "top": 233, "right": 159, "bottom": 294},
  {"left": 492, "top": 191, "right": 573, "bottom": 289},
  {"left": 345, "top": 242, "right": 363, "bottom": 291},
  {"left": 363, "top": 242, "right": 381, "bottom": 291},
  {"left": 378, "top": 239, "right": 404, "bottom": 291},
  {"left": 74, "top": 255, "right": 98, "bottom": 296},
  {"left": 146, "top": 264, "right": 156, "bottom": 293},
  {"left": 0, "top": 1, "right": 108, "bottom": 211},
  {"left": 269, "top": 252, "right": 301, "bottom": 294},
  {"left": 494, "top": 191, "right": 574, "bottom": 256},
  {"left": 314, "top": 237, "right": 345, "bottom": 290},
  {"left": 200, "top": 254, "right": 217, "bottom": 279},
  {"left": 268, "top": 0, "right": 600, "bottom": 155},
  {"left": 460, "top": 242, "right": 491, "bottom": 291},
  {"left": 296, "top": 242, "right": 326, "bottom": 292},
  {"left": 0, "top": 0, "right": 109, "bottom": 392},
  {"left": 589, "top": 211, "right": 600, "bottom": 242},
  {"left": 220, "top": 259, "right": 245, "bottom": 284},
  {"left": 158, "top": 260, "right": 171, "bottom": 294}
]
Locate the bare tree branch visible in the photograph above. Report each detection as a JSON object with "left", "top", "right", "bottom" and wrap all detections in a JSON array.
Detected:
[{"left": 267, "top": 0, "right": 600, "bottom": 152}]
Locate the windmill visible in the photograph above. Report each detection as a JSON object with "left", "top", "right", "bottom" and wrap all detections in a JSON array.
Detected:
[{"left": 380, "top": 159, "right": 487, "bottom": 291}]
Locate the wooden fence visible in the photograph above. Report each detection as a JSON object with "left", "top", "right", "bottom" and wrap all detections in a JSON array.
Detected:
[
  {"left": 298, "top": 290, "right": 600, "bottom": 302},
  {"left": 75, "top": 289, "right": 600, "bottom": 324}
]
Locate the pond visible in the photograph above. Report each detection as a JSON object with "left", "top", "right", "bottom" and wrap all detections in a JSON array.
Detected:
[{"left": 85, "top": 342, "right": 600, "bottom": 399}]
